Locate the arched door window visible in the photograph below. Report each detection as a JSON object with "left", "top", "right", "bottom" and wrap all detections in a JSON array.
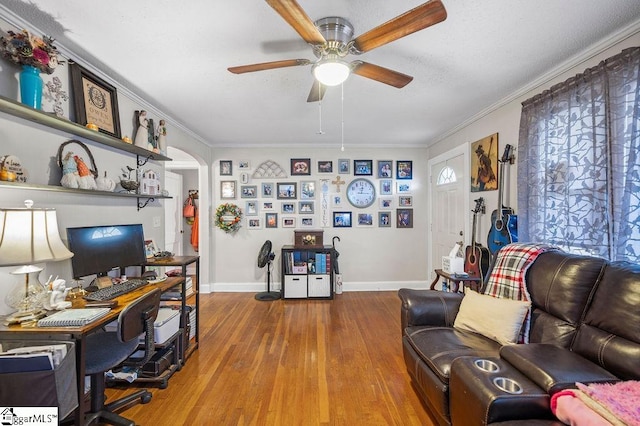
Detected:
[{"left": 437, "top": 166, "right": 457, "bottom": 185}]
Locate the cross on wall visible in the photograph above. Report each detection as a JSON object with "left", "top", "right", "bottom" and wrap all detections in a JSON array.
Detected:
[{"left": 332, "top": 176, "right": 345, "bottom": 192}]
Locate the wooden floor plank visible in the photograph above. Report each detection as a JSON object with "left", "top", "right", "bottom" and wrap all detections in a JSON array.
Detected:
[{"left": 105, "top": 291, "right": 435, "bottom": 425}]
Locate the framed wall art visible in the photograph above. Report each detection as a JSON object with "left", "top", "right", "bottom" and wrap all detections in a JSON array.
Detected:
[
  {"left": 378, "top": 212, "right": 391, "bottom": 227},
  {"left": 240, "top": 185, "right": 257, "bottom": 198},
  {"left": 281, "top": 202, "right": 295, "bottom": 213},
  {"left": 357, "top": 213, "right": 373, "bottom": 226},
  {"left": 333, "top": 212, "right": 352, "bottom": 228},
  {"left": 291, "top": 158, "right": 311, "bottom": 175},
  {"left": 380, "top": 179, "right": 393, "bottom": 195},
  {"left": 300, "top": 217, "right": 315, "bottom": 227},
  {"left": 354, "top": 160, "right": 373, "bottom": 176},
  {"left": 247, "top": 218, "right": 262, "bottom": 229},
  {"left": 245, "top": 201, "right": 258, "bottom": 216},
  {"left": 282, "top": 217, "right": 296, "bottom": 228},
  {"left": 277, "top": 182, "right": 297, "bottom": 199},
  {"left": 261, "top": 182, "right": 274, "bottom": 197},
  {"left": 396, "top": 160, "right": 413, "bottom": 179},
  {"left": 379, "top": 198, "right": 393, "bottom": 209},
  {"left": 300, "top": 181, "right": 315, "bottom": 199},
  {"left": 338, "top": 159, "right": 350, "bottom": 174},
  {"left": 397, "top": 208, "right": 413, "bottom": 228},
  {"left": 220, "top": 181, "right": 236, "bottom": 199},
  {"left": 298, "top": 201, "right": 314, "bottom": 214},
  {"left": 377, "top": 160, "right": 393, "bottom": 178},
  {"left": 265, "top": 212, "right": 278, "bottom": 228},
  {"left": 220, "top": 160, "right": 232, "bottom": 176},
  {"left": 471, "top": 133, "right": 499, "bottom": 192},
  {"left": 399, "top": 196, "right": 413, "bottom": 207},
  {"left": 69, "top": 63, "right": 121, "bottom": 138},
  {"left": 318, "top": 160, "right": 333, "bottom": 173}
]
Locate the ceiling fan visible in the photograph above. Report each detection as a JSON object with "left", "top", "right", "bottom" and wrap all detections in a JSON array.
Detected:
[{"left": 228, "top": 0, "right": 447, "bottom": 102}]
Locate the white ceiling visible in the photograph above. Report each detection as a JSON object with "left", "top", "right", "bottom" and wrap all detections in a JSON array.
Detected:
[{"left": 2, "top": 0, "right": 640, "bottom": 149}]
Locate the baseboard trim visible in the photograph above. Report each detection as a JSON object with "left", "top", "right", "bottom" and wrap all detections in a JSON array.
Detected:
[{"left": 202, "top": 280, "right": 430, "bottom": 294}]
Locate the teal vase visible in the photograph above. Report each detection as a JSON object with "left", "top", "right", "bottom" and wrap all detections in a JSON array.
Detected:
[{"left": 19, "top": 64, "right": 43, "bottom": 109}]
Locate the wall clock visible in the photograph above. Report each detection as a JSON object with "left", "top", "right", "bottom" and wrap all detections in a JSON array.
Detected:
[{"left": 346, "top": 178, "right": 376, "bottom": 208}]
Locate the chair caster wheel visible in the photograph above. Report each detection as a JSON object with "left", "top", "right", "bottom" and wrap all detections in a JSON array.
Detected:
[{"left": 141, "top": 394, "right": 152, "bottom": 404}]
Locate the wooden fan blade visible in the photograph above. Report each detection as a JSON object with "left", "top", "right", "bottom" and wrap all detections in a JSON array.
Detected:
[
  {"left": 351, "top": 0, "right": 447, "bottom": 53},
  {"left": 228, "top": 59, "right": 311, "bottom": 74},
  {"left": 265, "top": 0, "right": 326, "bottom": 45},
  {"left": 307, "top": 80, "right": 327, "bottom": 103},
  {"left": 351, "top": 61, "right": 413, "bottom": 88}
]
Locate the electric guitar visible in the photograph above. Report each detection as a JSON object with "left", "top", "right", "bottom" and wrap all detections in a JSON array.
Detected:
[
  {"left": 487, "top": 144, "right": 518, "bottom": 256},
  {"left": 465, "top": 198, "right": 491, "bottom": 282}
]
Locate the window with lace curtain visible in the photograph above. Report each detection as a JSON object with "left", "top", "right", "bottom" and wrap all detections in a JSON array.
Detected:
[{"left": 517, "top": 47, "right": 640, "bottom": 262}]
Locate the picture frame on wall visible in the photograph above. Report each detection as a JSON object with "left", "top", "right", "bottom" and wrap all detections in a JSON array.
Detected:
[
  {"left": 262, "top": 201, "right": 274, "bottom": 211},
  {"left": 333, "top": 211, "right": 352, "bottom": 227},
  {"left": 238, "top": 160, "right": 250, "bottom": 169},
  {"left": 300, "top": 217, "right": 315, "bottom": 227},
  {"left": 380, "top": 179, "right": 393, "bottom": 196},
  {"left": 396, "top": 160, "right": 413, "bottom": 179},
  {"left": 281, "top": 202, "right": 295, "bottom": 213},
  {"left": 354, "top": 160, "right": 373, "bottom": 176},
  {"left": 399, "top": 195, "right": 413, "bottom": 207},
  {"left": 291, "top": 158, "right": 311, "bottom": 175},
  {"left": 300, "top": 181, "right": 315, "bottom": 199},
  {"left": 357, "top": 213, "right": 373, "bottom": 226},
  {"left": 397, "top": 208, "right": 413, "bottom": 228},
  {"left": 245, "top": 200, "right": 258, "bottom": 216},
  {"left": 247, "top": 217, "right": 262, "bottom": 229},
  {"left": 471, "top": 133, "right": 499, "bottom": 192},
  {"left": 240, "top": 185, "right": 257, "bottom": 198},
  {"left": 379, "top": 198, "right": 393, "bottom": 209},
  {"left": 318, "top": 161, "right": 333, "bottom": 173},
  {"left": 220, "top": 180, "right": 236, "bottom": 199},
  {"left": 298, "top": 201, "right": 314, "bottom": 214},
  {"left": 282, "top": 217, "right": 296, "bottom": 228},
  {"left": 220, "top": 160, "right": 232, "bottom": 176},
  {"left": 397, "top": 181, "right": 411, "bottom": 194},
  {"left": 261, "top": 182, "right": 274, "bottom": 197},
  {"left": 265, "top": 212, "right": 278, "bottom": 228},
  {"left": 277, "top": 182, "right": 297, "bottom": 199},
  {"left": 338, "top": 159, "right": 350, "bottom": 174},
  {"left": 377, "top": 160, "right": 393, "bottom": 178},
  {"left": 69, "top": 62, "right": 122, "bottom": 138},
  {"left": 379, "top": 212, "right": 391, "bottom": 227}
]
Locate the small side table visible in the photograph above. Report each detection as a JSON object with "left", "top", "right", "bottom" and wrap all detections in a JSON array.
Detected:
[{"left": 430, "top": 269, "right": 481, "bottom": 293}]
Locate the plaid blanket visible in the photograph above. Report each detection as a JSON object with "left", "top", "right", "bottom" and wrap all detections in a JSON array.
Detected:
[{"left": 483, "top": 243, "right": 560, "bottom": 343}]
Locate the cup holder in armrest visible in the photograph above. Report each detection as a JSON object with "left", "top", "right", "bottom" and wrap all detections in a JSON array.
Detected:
[
  {"left": 474, "top": 359, "right": 500, "bottom": 373},
  {"left": 493, "top": 377, "right": 523, "bottom": 394}
]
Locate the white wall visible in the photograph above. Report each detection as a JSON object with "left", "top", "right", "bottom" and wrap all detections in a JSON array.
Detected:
[
  {"left": 211, "top": 147, "right": 429, "bottom": 292},
  {"left": 428, "top": 31, "right": 640, "bottom": 246}
]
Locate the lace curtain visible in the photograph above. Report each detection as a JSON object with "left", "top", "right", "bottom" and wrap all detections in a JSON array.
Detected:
[{"left": 517, "top": 47, "right": 640, "bottom": 262}]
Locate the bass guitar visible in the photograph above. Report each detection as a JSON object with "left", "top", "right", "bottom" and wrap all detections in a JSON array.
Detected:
[
  {"left": 487, "top": 144, "right": 518, "bottom": 256},
  {"left": 465, "top": 197, "right": 491, "bottom": 283}
]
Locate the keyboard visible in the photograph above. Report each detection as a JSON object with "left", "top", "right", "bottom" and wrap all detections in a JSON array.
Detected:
[{"left": 84, "top": 279, "right": 148, "bottom": 301}]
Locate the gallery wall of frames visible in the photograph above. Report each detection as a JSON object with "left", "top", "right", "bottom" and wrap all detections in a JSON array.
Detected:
[{"left": 216, "top": 157, "right": 416, "bottom": 230}]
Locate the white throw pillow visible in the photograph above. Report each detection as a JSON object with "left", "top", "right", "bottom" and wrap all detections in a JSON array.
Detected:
[{"left": 453, "top": 289, "right": 531, "bottom": 345}]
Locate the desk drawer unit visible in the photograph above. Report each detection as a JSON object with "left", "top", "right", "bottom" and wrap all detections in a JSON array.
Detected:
[{"left": 284, "top": 275, "right": 307, "bottom": 298}]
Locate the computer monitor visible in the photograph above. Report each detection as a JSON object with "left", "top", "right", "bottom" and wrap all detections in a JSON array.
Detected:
[{"left": 66, "top": 224, "right": 147, "bottom": 284}]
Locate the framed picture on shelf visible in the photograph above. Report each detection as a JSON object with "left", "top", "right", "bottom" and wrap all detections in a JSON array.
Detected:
[
  {"left": 354, "top": 160, "right": 373, "bottom": 176},
  {"left": 379, "top": 212, "right": 391, "bottom": 227},
  {"left": 247, "top": 217, "right": 262, "bottom": 229},
  {"left": 261, "top": 182, "right": 274, "bottom": 197},
  {"left": 282, "top": 217, "right": 296, "bottom": 228},
  {"left": 377, "top": 160, "right": 393, "bottom": 178},
  {"left": 318, "top": 160, "right": 333, "bottom": 173},
  {"left": 333, "top": 211, "right": 352, "bottom": 228},
  {"left": 291, "top": 158, "right": 311, "bottom": 175},
  {"left": 380, "top": 179, "right": 393, "bottom": 195},
  {"left": 69, "top": 63, "right": 121, "bottom": 138},
  {"left": 399, "top": 195, "right": 413, "bottom": 207},
  {"left": 357, "top": 213, "right": 374, "bottom": 226},
  {"left": 338, "top": 159, "right": 350, "bottom": 174},
  {"left": 397, "top": 208, "right": 413, "bottom": 228},
  {"left": 220, "top": 181, "right": 236, "bottom": 199},
  {"left": 396, "top": 160, "right": 413, "bottom": 179},
  {"left": 245, "top": 201, "right": 258, "bottom": 216},
  {"left": 298, "top": 201, "right": 314, "bottom": 214},
  {"left": 277, "top": 182, "right": 297, "bottom": 199},
  {"left": 240, "top": 185, "right": 257, "bottom": 198},
  {"left": 300, "top": 181, "right": 315, "bottom": 199},
  {"left": 281, "top": 202, "right": 295, "bottom": 214},
  {"left": 265, "top": 212, "right": 278, "bottom": 228},
  {"left": 300, "top": 217, "right": 315, "bottom": 227},
  {"left": 144, "top": 239, "right": 158, "bottom": 258},
  {"left": 220, "top": 160, "right": 232, "bottom": 176}
]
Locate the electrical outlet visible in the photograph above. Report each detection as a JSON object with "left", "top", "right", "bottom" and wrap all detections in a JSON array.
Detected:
[{"left": 153, "top": 216, "right": 161, "bottom": 228}]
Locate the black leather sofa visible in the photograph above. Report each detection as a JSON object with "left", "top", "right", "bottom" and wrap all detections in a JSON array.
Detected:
[{"left": 398, "top": 250, "right": 640, "bottom": 425}]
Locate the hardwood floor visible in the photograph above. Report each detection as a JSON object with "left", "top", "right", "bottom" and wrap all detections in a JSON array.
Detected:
[{"left": 106, "top": 292, "right": 435, "bottom": 425}]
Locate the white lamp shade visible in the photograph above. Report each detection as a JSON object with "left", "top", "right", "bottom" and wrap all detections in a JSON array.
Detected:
[
  {"left": 313, "top": 60, "right": 350, "bottom": 86},
  {"left": 0, "top": 208, "right": 73, "bottom": 267}
]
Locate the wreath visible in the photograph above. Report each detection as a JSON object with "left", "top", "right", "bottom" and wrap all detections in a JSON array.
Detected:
[{"left": 215, "top": 203, "right": 243, "bottom": 234}]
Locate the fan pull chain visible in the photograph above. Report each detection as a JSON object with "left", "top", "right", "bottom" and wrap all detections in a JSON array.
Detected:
[
  {"left": 340, "top": 82, "right": 345, "bottom": 152},
  {"left": 317, "top": 84, "right": 324, "bottom": 135}
]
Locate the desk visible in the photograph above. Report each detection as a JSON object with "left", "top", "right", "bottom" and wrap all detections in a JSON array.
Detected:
[
  {"left": 144, "top": 255, "right": 199, "bottom": 361},
  {"left": 430, "top": 269, "right": 481, "bottom": 293},
  {"left": 0, "top": 276, "right": 183, "bottom": 425}
]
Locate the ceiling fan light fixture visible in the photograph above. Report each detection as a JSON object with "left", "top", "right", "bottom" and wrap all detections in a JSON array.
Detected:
[{"left": 313, "top": 58, "right": 350, "bottom": 86}]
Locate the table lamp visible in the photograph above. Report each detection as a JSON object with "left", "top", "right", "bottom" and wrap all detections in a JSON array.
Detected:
[{"left": 0, "top": 200, "right": 74, "bottom": 324}]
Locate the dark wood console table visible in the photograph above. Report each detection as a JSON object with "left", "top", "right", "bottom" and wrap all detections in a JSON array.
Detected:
[{"left": 430, "top": 269, "right": 481, "bottom": 293}]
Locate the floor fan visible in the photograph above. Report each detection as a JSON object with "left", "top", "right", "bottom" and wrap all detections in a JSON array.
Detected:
[{"left": 256, "top": 240, "right": 280, "bottom": 301}]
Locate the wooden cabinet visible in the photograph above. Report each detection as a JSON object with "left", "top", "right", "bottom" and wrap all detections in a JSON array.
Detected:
[
  {"left": 281, "top": 245, "right": 333, "bottom": 299},
  {"left": 0, "top": 94, "right": 171, "bottom": 209}
]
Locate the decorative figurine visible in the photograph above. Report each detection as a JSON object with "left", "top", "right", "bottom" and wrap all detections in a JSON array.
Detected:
[
  {"left": 74, "top": 155, "right": 97, "bottom": 190},
  {"left": 156, "top": 119, "right": 167, "bottom": 154},
  {"left": 42, "top": 279, "right": 71, "bottom": 310},
  {"left": 134, "top": 110, "right": 149, "bottom": 149}
]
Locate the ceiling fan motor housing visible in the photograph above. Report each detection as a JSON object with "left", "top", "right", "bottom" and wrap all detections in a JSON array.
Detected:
[{"left": 313, "top": 17, "right": 354, "bottom": 57}]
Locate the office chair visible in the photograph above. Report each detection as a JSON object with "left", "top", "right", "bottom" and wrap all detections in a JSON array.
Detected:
[{"left": 84, "top": 288, "right": 161, "bottom": 426}]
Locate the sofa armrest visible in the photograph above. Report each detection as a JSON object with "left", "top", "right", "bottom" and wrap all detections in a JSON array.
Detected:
[{"left": 397, "top": 288, "right": 463, "bottom": 331}]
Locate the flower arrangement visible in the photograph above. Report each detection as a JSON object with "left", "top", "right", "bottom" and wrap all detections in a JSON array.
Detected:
[
  {"left": 215, "top": 203, "right": 243, "bottom": 234},
  {"left": 0, "top": 29, "right": 60, "bottom": 74}
]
